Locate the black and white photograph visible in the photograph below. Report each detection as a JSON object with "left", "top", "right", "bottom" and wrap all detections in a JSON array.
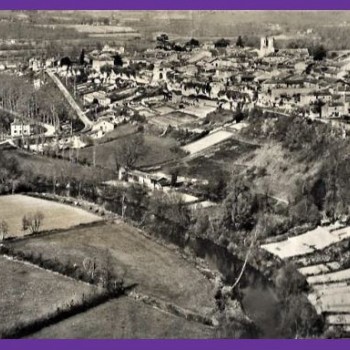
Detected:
[{"left": 1, "top": 10, "right": 350, "bottom": 339}]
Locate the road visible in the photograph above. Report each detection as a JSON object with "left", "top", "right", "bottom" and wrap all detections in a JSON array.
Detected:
[{"left": 46, "top": 70, "right": 93, "bottom": 132}]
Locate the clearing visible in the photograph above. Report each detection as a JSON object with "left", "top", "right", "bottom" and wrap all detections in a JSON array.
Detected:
[{"left": 0, "top": 194, "right": 101, "bottom": 238}]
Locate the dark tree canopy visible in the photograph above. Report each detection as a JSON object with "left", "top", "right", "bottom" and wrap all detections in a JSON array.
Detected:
[
  {"left": 113, "top": 54, "right": 123, "bottom": 67},
  {"left": 79, "top": 49, "right": 85, "bottom": 65},
  {"left": 311, "top": 45, "right": 327, "bottom": 61},
  {"left": 236, "top": 35, "right": 244, "bottom": 48},
  {"left": 215, "top": 38, "right": 230, "bottom": 48},
  {"left": 157, "top": 33, "right": 169, "bottom": 43}
]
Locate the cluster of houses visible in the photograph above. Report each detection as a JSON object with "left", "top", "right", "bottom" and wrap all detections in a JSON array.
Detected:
[{"left": 10, "top": 35, "right": 350, "bottom": 142}]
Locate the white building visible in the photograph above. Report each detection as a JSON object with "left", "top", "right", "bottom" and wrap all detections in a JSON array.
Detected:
[
  {"left": 11, "top": 120, "right": 34, "bottom": 138},
  {"left": 259, "top": 37, "right": 275, "bottom": 58}
]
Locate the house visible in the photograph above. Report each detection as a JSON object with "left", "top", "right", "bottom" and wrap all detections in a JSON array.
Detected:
[
  {"left": 321, "top": 102, "right": 350, "bottom": 118},
  {"left": 91, "top": 120, "right": 114, "bottom": 134},
  {"left": 118, "top": 167, "right": 170, "bottom": 190},
  {"left": 10, "top": 120, "right": 34, "bottom": 138},
  {"left": 83, "top": 91, "right": 111, "bottom": 107}
]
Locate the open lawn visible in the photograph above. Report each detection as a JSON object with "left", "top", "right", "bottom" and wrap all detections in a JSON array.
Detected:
[
  {"left": 8, "top": 221, "right": 216, "bottom": 315},
  {"left": 79, "top": 134, "right": 181, "bottom": 169},
  {"left": 0, "top": 256, "right": 97, "bottom": 337},
  {"left": 0, "top": 194, "right": 102, "bottom": 238},
  {"left": 29, "top": 297, "right": 215, "bottom": 339}
]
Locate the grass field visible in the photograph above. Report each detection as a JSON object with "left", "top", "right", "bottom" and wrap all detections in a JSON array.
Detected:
[
  {"left": 0, "top": 256, "right": 97, "bottom": 337},
  {"left": 29, "top": 297, "right": 215, "bottom": 339},
  {"left": 8, "top": 221, "right": 216, "bottom": 315},
  {"left": 79, "top": 134, "right": 181, "bottom": 169},
  {"left": 3, "top": 148, "right": 115, "bottom": 182},
  {"left": 0, "top": 195, "right": 102, "bottom": 237}
]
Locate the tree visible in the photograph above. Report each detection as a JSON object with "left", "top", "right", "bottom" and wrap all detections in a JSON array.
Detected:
[
  {"left": 0, "top": 220, "right": 8, "bottom": 241},
  {"left": 79, "top": 49, "right": 85, "bottom": 65},
  {"left": 223, "top": 176, "right": 258, "bottom": 231},
  {"left": 215, "top": 38, "right": 230, "bottom": 48},
  {"left": 157, "top": 33, "right": 169, "bottom": 43},
  {"left": 113, "top": 54, "right": 123, "bottom": 67},
  {"left": 236, "top": 35, "right": 244, "bottom": 48},
  {"left": 185, "top": 38, "right": 200, "bottom": 49},
  {"left": 115, "top": 134, "right": 146, "bottom": 169},
  {"left": 312, "top": 45, "right": 327, "bottom": 61},
  {"left": 22, "top": 211, "right": 44, "bottom": 234}
]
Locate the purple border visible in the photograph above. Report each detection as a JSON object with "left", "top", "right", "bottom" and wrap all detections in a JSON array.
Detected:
[
  {"left": 1, "top": 340, "right": 350, "bottom": 349},
  {"left": 0, "top": 0, "right": 349, "bottom": 10},
  {"left": 0, "top": 1, "right": 350, "bottom": 350}
]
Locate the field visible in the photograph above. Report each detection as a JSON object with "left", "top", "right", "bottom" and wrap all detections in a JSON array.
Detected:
[
  {"left": 79, "top": 134, "right": 181, "bottom": 169},
  {"left": 0, "top": 256, "right": 97, "bottom": 337},
  {"left": 171, "top": 138, "right": 255, "bottom": 180},
  {"left": 149, "top": 111, "right": 197, "bottom": 128},
  {"left": 2, "top": 148, "right": 115, "bottom": 182},
  {"left": 42, "top": 24, "right": 137, "bottom": 34},
  {"left": 29, "top": 297, "right": 215, "bottom": 339},
  {"left": 0, "top": 195, "right": 102, "bottom": 238},
  {"left": 182, "top": 130, "right": 233, "bottom": 155},
  {"left": 8, "top": 221, "right": 216, "bottom": 315}
]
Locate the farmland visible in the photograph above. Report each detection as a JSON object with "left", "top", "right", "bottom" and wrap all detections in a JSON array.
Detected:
[
  {"left": 7, "top": 221, "right": 217, "bottom": 315},
  {"left": 0, "top": 194, "right": 102, "bottom": 238},
  {"left": 29, "top": 297, "right": 215, "bottom": 339},
  {"left": 0, "top": 256, "right": 98, "bottom": 337},
  {"left": 182, "top": 130, "right": 233, "bottom": 155},
  {"left": 261, "top": 222, "right": 350, "bottom": 335},
  {"left": 170, "top": 137, "right": 256, "bottom": 180}
]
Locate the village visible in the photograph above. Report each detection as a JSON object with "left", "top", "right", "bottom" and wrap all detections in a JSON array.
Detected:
[{"left": 3, "top": 10, "right": 350, "bottom": 340}]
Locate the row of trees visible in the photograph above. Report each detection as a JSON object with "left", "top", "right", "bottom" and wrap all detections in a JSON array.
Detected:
[{"left": 0, "top": 73, "right": 70, "bottom": 131}]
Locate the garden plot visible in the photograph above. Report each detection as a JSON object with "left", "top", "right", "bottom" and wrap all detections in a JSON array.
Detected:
[
  {"left": 327, "top": 314, "right": 350, "bottom": 326},
  {"left": 307, "top": 268, "right": 350, "bottom": 285},
  {"left": 149, "top": 111, "right": 197, "bottom": 128},
  {"left": 182, "top": 105, "right": 217, "bottom": 119},
  {"left": 182, "top": 130, "right": 233, "bottom": 155},
  {"left": 261, "top": 225, "right": 349, "bottom": 259},
  {"left": 298, "top": 262, "right": 341, "bottom": 277},
  {"left": 308, "top": 287, "right": 350, "bottom": 314},
  {"left": 0, "top": 194, "right": 101, "bottom": 238}
]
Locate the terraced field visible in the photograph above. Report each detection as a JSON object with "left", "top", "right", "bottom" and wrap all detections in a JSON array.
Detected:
[{"left": 261, "top": 223, "right": 350, "bottom": 334}]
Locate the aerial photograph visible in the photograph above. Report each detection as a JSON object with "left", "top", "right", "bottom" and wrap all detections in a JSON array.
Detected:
[{"left": 1, "top": 10, "right": 350, "bottom": 339}]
